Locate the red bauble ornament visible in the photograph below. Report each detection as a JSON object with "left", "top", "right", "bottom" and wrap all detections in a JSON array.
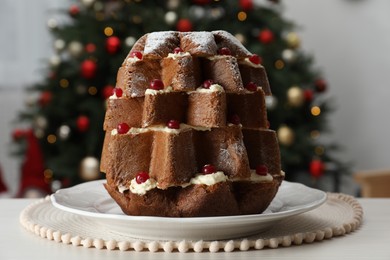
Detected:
[
  {"left": 69, "top": 4, "right": 80, "bottom": 17},
  {"left": 39, "top": 91, "right": 52, "bottom": 107},
  {"left": 304, "top": 89, "right": 314, "bottom": 102},
  {"left": 102, "top": 85, "right": 114, "bottom": 99},
  {"left": 239, "top": 0, "right": 254, "bottom": 10},
  {"left": 80, "top": 60, "right": 97, "bottom": 79},
  {"left": 315, "top": 78, "right": 327, "bottom": 93},
  {"left": 192, "top": 0, "right": 211, "bottom": 5},
  {"left": 176, "top": 19, "right": 193, "bottom": 32},
  {"left": 258, "top": 29, "right": 275, "bottom": 44},
  {"left": 106, "top": 36, "right": 121, "bottom": 54},
  {"left": 12, "top": 129, "right": 26, "bottom": 140},
  {"left": 309, "top": 159, "right": 325, "bottom": 178},
  {"left": 85, "top": 43, "right": 96, "bottom": 53},
  {"left": 77, "top": 115, "right": 90, "bottom": 132}
]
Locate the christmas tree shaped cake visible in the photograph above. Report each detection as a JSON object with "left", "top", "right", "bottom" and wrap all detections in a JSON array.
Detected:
[{"left": 101, "top": 31, "right": 284, "bottom": 217}]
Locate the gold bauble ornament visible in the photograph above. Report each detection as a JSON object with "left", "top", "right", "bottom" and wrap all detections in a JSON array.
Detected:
[
  {"left": 287, "top": 86, "right": 304, "bottom": 107},
  {"left": 277, "top": 125, "right": 295, "bottom": 146},
  {"left": 80, "top": 157, "right": 100, "bottom": 181},
  {"left": 286, "top": 32, "right": 301, "bottom": 49}
]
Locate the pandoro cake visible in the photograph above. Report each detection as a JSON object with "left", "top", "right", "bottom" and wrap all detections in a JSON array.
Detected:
[{"left": 101, "top": 30, "right": 284, "bottom": 217}]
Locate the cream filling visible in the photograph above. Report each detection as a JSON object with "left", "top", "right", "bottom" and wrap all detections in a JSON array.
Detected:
[
  {"left": 126, "top": 56, "right": 141, "bottom": 64},
  {"left": 120, "top": 170, "right": 278, "bottom": 195},
  {"left": 192, "top": 84, "right": 224, "bottom": 93},
  {"left": 111, "top": 124, "right": 211, "bottom": 136},
  {"left": 239, "top": 58, "right": 263, "bottom": 68},
  {"left": 167, "top": 52, "right": 191, "bottom": 60},
  {"left": 145, "top": 86, "right": 173, "bottom": 95}
]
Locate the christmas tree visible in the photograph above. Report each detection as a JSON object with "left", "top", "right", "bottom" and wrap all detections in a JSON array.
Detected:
[{"left": 12, "top": 0, "right": 347, "bottom": 196}]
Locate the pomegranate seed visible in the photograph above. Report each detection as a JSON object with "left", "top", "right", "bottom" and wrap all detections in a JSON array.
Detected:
[
  {"left": 117, "top": 123, "right": 130, "bottom": 134},
  {"left": 202, "top": 164, "right": 216, "bottom": 175},
  {"left": 167, "top": 119, "right": 180, "bottom": 129},
  {"left": 202, "top": 79, "right": 214, "bottom": 89},
  {"left": 136, "top": 171, "right": 150, "bottom": 184},
  {"left": 113, "top": 87, "right": 123, "bottom": 97},
  {"left": 149, "top": 79, "right": 164, "bottom": 90},
  {"left": 245, "top": 82, "right": 257, "bottom": 91},
  {"left": 130, "top": 51, "right": 143, "bottom": 60},
  {"left": 249, "top": 54, "right": 261, "bottom": 65},
  {"left": 229, "top": 114, "right": 241, "bottom": 125},
  {"left": 218, "top": 47, "right": 231, "bottom": 56},
  {"left": 173, "top": 47, "right": 183, "bottom": 54},
  {"left": 256, "top": 165, "right": 268, "bottom": 176}
]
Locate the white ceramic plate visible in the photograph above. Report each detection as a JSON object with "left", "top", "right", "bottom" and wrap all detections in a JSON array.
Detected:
[{"left": 51, "top": 180, "right": 326, "bottom": 240}]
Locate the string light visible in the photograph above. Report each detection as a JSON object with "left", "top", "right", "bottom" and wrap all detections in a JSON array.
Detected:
[
  {"left": 315, "top": 146, "right": 325, "bottom": 156},
  {"left": 59, "top": 79, "right": 69, "bottom": 88},
  {"left": 44, "top": 169, "right": 53, "bottom": 179},
  {"left": 88, "top": 86, "right": 98, "bottom": 95},
  {"left": 310, "top": 130, "right": 320, "bottom": 139},
  {"left": 275, "top": 59, "right": 285, "bottom": 70},
  {"left": 104, "top": 27, "right": 114, "bottom": 36},
  {"left": 47, "top": 134, "right": 57, "bottom": 144},
  {"left": 311, "top": 106, "right": 321, "bottom": 116},
  {"left": 237, "top": 11, "right": 247, "bottom": 21}
]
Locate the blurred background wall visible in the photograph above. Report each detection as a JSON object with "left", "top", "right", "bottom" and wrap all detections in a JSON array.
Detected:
[{"left": 1, "top": 0, "right": 389, "bottom": 195}]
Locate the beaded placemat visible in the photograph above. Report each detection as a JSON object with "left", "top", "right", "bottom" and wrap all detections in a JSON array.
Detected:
[{"left": 20, "top": 193, "right": 363, "bottom": 253}]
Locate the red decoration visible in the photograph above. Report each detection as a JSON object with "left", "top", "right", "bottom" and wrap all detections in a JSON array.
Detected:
[
  {"left": 106, "top": 36, "right": 121, "bottom": 54},
  {"left": 117, "top": 123, "right": 130, "bottom": 134},
  {"left": 245, "top": 82, "right": 257, "bottom": 92},
  {"left": 309, "top": 159, "right": 325, "bottom": 178},
  {"left": 39, "top": 91, "right": 52, "bottom": 107},
  {"left": 176, "top": 19, "right": 193, "bottom": 32},
  {"left": 12, "top": 129, "right": 27, "bottom": 141},
  {"left": 130, "top": 51, "right": 143, "bottom": 59},
  {"left": 85, "top": 43, "right": 96, "bottom": 53},
  {"left": 69, "top": 4, "right": 80, "bottom": 17},
  {"left": 218, "top": 47, "right": 232, "bottom": 56},
  {"left": 149, "top": 79, "right": 164, "bottom": 90},
  {"left": 0, "top": 164, "right": 8, "bottom": 193},
  {"left": 258, "top": 29, "right": 275, "bottom": 44},
  {"left": 102, "top": 85, "right": 114, "bottom": 99},
  {"left": 202, "top": 164, "right": 216, "bottom": 175},
  {"left": 315, "top": 78, "right": 327, "bottom": 93},
  {"left": 239, "top": 0, "right": 254, "bottom": 10},
  {"left": 229, "top": 114, "right": 241, "bottom": 125},
  {"left": 76, "top": 115, "right": 90, "bottom": 132},
  {"left": 304, "top": 89, "right": 314, "bottom": 102},
  {"left": 136, "top": 172, "right": 150, "bottom": 184},
  {"left": 113, "top": 88, "right": 123, "bottom": 98},
  {"left": 80, "top": 60, "right": 97, "bottom": 79},
  {"left": 173, "top": 47, "right": 183, "bottom": 54},
  {"left": 249, "top": 54, "right": 262, "bottom": 65},
  {"left": 256, "top": 165, "right": 268, "bottom": 176},
  {"left": 167, "top": 119, "right": 180, "bottom": 129},
  {"left": 202, "top": 79, "right": 214, "bottom": 89},
  {"left": 17, "top": 130, "right": 51, "bottom": 197}
]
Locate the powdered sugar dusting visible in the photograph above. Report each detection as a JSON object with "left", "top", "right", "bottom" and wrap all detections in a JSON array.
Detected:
[
  {"left": 181, "top": 32, "right": 217, "bottom": 55},
  {"left": 144, "top": 31, "right": 179, "bottom": 58},
  {"left": 212, "top": 30, "right": 252, "bottom": 57}
]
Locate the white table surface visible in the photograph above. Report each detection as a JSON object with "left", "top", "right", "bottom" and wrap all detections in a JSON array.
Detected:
[{"left": 0, "top": 198, "right": 389, "bottom": 260}]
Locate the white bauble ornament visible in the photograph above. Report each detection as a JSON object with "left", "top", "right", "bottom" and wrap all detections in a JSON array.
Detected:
[
  {"left": 282, "top": 49, "right": 297, "bottom": 63},
  {"left": 47, "top": 18, "right": 58, "bottom": 30},
  {"left": 51, "top": 180, "right": 62, "bottom": 193},
  {"left": 34, "top": 116, "right": 48, "bottom": 130},
  {"left": 80, "top": 157, "right": 100, "bottom": 181},
  {"left": 58, "top": 125, "right": 71, "bottom": 140},
  {"left": 54, "top": 39, "right": 65, "bottom": 52},
  {"left": 82, "top": 0, "right": 95, "bottom": 8},
  {"left": 277, "top": 126, "right": 295, "bottom": 146},
  {"left": 265, "top": 96, "right": 278, "bottom": 110},
  {"left": 165, "top": 11, "right": 178, "bottom": 25},
  {"left": 68, "top": 41, "right": 83, "bottom": 58},
  {"left": 49, "top": 55, "right": 61, "bottom": 67},
  {"left": 125, "top": 36, "right": 136, "bottom": 47}
]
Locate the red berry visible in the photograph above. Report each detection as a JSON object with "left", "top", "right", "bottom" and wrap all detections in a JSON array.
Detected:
[
  {"left": 202, "top": 79, "right": 214, "bottom": 89},
  {"left": 245, "top": 82, "right": 257, "bottom": 91},
  {"left": 149, "top": 79, "right": 164, "bottom": 90},
  {"left": 202, "top": 164, "right": 216, "bottom": 175},
  {"left": 248, "top": 54, "right": 261, "bottom": 65},
  {"left": 256, "top": 165, "right": 268, "bottom": 176},
  {"left": 167, "top": 119, "right": 180, "bottom": 129},
  {"left": 136, "top": 171, "right": 150, "bottom": 184},
  {"left": 218, "top": 47, "right": 232, "bottom": 55},
  {"left": 130, "top": 51, "right": 143, "bottom": 60},
  {"left": 117, "top": 123, "right": 130, "bottom": 134},
  {"left": 229, "top": 114, "right": 241, "bottom": 125},
  {"left": 173, "top": 47, "right": 183, "bottom": 54},
  {"left": 113, "top": 87, "right": 123, "bottom": 98}
]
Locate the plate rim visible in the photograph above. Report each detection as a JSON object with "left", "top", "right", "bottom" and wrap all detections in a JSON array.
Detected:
[{"left": 50, "top": 180, "right": 327, "bottom": 224}]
